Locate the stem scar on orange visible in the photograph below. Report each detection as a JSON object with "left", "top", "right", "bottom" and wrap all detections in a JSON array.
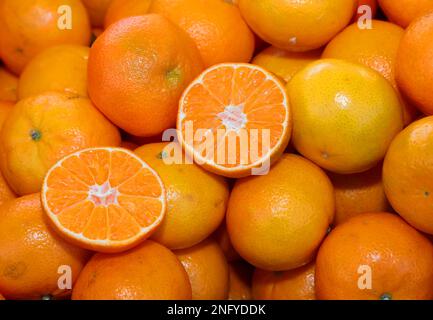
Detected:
[
  {"left": 177, "top": 63, "right": 291, "bottom": 178},
  {"left": 41, "top": 147, "right": 166, "bottom": 253}
]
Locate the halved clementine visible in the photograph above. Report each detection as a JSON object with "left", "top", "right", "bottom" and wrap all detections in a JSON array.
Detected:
[
  {"left": 177, "top": 63, "right": 291, "bottom": 178},
  {"left": 41, "top": 147, "right": 166, "bottom": 253}
]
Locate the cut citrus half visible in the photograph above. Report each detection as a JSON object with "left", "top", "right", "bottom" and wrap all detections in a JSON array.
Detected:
[
  {"left": 177, "top": 63, "right": 291, "bottom": 178},
  {"left": 41, "top": 147, "right": 166, "bottom": 253}
]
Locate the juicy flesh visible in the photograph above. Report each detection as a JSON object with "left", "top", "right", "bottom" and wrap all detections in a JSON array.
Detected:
[
  {"left": 180, "top": 65, "right": 287, "bottom": 168},
  {"left": 45, "top": 149, "right": 163, "bottom": 242}
]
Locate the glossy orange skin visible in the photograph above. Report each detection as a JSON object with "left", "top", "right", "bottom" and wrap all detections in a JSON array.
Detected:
[
  {"left": 175, "top": 239, "right": 229, "bottom": 300},
  {"left": 316, "top": 213, "right": 433, "bottom": 300},
  {"left": 228, "top": 261, "right": 253, "bottom": 300},
  {"left": 252, "top": 46, "right": 321, "bottom": 83},
  {"left": 0, "top": 101, "right": 15, "bottom": 204},
  {"left": 18, "top": 45, "right": 90, "bottom": 99},
  {"left": 0, "top": 92, "right": 121, "bottom": 195},
  {"left": 227, "top": 154, "right": 334, "bottom": 271},
  {"left": 81, "top": 0, "right": 113, "bottom": 27},
  {"left": 323, "top": 20, "right": 416, "bottom": 125},
  {"left": 329, "top": 165, "right": 390, "bottom": 226},
  {"left": 238, "top": 0, "right": 356, "bottom": 52},
  {"left": 396, "top": 12, "right": 433, "bottom": 116},
  {"left": 383, "top": 116, "right": 433, "bottom": 234},
  {"left": 135, "top": 143, "right": 229, "bottom": 249},
  {"left": 104, "top": 0, "right": 152, "bottom": 28},
  {"left": 88, "top": 14, "right": 204, "bottom": 137},
  {"left": 0, "top": 67, "right": 18, "bottom": 102},
  {"left": 72, "top": 240, "right": 192, "bottom": 300},
  {"left": 0, "top": 194, "right": 91, "bottom": 300},
  {"left": 0, "top": 0, "right": 91, "bottom": 75},
  {"left": 150, "top": 0, "right": 255, "bottom": 67},
  {"left": 252, "top": 262, "right": 316, "bottom": 300},
  {"left": 378, "top": 0, "right": 433, "bottom": 27}
]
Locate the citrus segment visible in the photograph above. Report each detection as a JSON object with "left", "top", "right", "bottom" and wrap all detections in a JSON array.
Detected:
[
  {"left": 42, "top": 147, "right": 166, "bottom": 252},
  {"left": 177, "top": 63, "right": 291, "bottom": 178}
]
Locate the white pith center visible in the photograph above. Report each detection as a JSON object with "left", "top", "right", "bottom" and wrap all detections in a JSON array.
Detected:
[
  {"left": 88, "top": 181, "right": 118, "bottom": 206},
  {"left": 217, "top": 105, "right": 247, "bottom": 132}
]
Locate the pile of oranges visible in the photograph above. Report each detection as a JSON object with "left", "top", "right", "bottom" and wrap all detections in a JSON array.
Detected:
[{"left": 1, "top": 0, "right": 433, "bottom": 301}]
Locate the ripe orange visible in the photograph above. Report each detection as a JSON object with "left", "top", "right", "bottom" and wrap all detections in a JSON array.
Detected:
[
  {"left": 322, "top": 20, "right": 416, "bottom": 125},
  {"left": 288, "top": 59, "right": 404, "bottom": 174},
  {"left": 0, "top": 102, "right": 15, "bottom": 204},
  {"left": 316, "top": 213, "right": 433, "bottom": 300},
  {"left": 72, "top": 240, "right": 192, "bottom": 300},
  {"left": 383, "top": 116, "right": 433, "bottom": 235},
  {"left": 252, "top": 47, "right": 321, "bottom": 83},
  {"left": 104, "top": 0, "right": 152, "bottom": 28},
  {"left": 228, "top": 261, "right": 253, "bottom": 300},
  {"left": 81, "top": 0, "right": 113, "bottom": 27},
  {"left": 42, "top": 147, "right": 166, "bottom": 253},
  {"left": 0, "top": 92, "right": 121, "bottom": 195},
  {"left": 0, "top": 194, "right": 90, "bottom": 300},
  {"left": 135, "top": 142, "right": 229, "bottom": 249},
  {"left": 214, "top": 224, "right": 241, "bottom": 262},
  {"left": 226, "top": 154, "right": 334, "bottom": 271},
  {"left": 175, "top": 239, "right": 229, "bottom": 300},
  {"left": 150, "top": 0, "right": 255, "bottom": 67},
  {"left": 378, "top": 0, "right": 433, "bottom": 27},
  {"left": 177, "top": 63, "right": 291, "bottom": 178},
  {"left": 252, "top": 262, "right": 316, "bottom": 300},
  {"left": 88, "top": 14, "right": 204, "bottom": 137},
  {"left": 238, "top": 0, "right": 356, "bottom": 52},
  {"left": 329, "top": 165, "right": 390, "bottom": 226},
  {"left": 0, "top": 0, "right": 91, "bottom": 75},
  {"left": 396, "top": 12, "right": 433, "bottom": 115},
  {"left": 18, "top": 45, "right": 89, "bottom": 99},
  {"left": 0, "top": 66, "right": 17, "bottom": 102}
]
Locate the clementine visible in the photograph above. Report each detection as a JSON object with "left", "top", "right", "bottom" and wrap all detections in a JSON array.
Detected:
[
  {"left": 378, "top": 0, "right": 433, "bottom": 27},
  {"left": 88, "top": 14, "right": 204, "bottom": 137},
  {"left": 104, "top": 0, "right": 152, "bottom": 28},
  {"left": 226, "top": 154, "right": 334, "bottom": 271},
  {"left": 72, "top": 240, "right": 192, "bottom": 300}
]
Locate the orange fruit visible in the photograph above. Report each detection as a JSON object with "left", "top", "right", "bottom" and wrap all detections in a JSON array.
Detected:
[
  {"left": 0, "top": 0, "right": 91, "bottom": 75},
  {"left": 175, "top": 239, "right": 229, "bottom": 300},
  {"left": 0, "top": 194, "right": 90, "bottom": 300},
  {"left": 135, "top": 142, "right": 229, "bottom": 249},
  {"left": 0, "top": 66, "right": 18, "bottom": 102},
  {"left": 88, "top": 14, "right": 204, "bottom": 137},
  {"left": 383, "top": 116, "right": 433, "bottom": 235},
  {"left": 0, "top": 102, "right": 15, "bottom": 204},
  {"left": 238, "top": 0, "right": 357, "bottom": 52},
  {"left": 226, "top": 154, "right": 334, "bottom": 271},
  {"left": 18, "top": 45, "right": 89, "bottom": 99},
  {"left": 0, "top": 92, "right": 120, "bottom": 195},
  {"left": 177, "top": 63, "right": 291, "bottom": 178},
  {"left": 81, "top": 0, "right": 113, "bottom": 27},
  {"left": 214, "top": 224, "right": 241, "bottom": 262},
  {"left": 288, "top": 59, "right": 404, "bottom": 174},
  {"left": 252, "top": 46, "right": 321, "bottom": 83},
  {"left": 396, "top": 12, "right": 433, "bottom": 115},
  {"left": 228, "top": 261, "right": 253, "bottom": 300},
  {"left": 72, "top": 240, "right": 192, "bottom": 300},
  {"left": 322, "top": 20, "right": 416, "bottom": 125},
  {"left": 252, "top": 262, "right": 316, "bottom": 300},
  {"left": 316, "top": 213, "right": 433, "bottom": 300},
  {"left": 378, "top": 0, "right": 433, "bottom": 27},
  {"left": 150, "top": 0, "right": 255, "bottom": 67},
  {"left": 104, "top": 0, "right": 152, "bottom": 28},
  {"left": 329, "top": 165, "right": 390, "bottom": 226},
  {"left": 42, "top": 147, "right": 166, "bottom": 253}
]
